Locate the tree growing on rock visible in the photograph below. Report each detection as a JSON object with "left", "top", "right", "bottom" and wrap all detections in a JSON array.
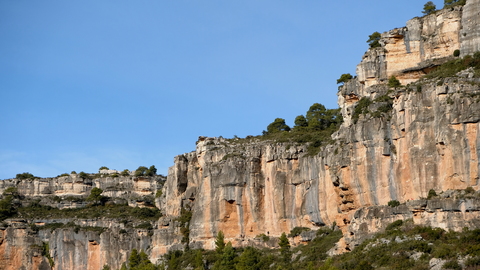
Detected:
[
  {"left": 266, "top": 118, "right": 291, "bottom": 134},
  {"left": 87, "top": 187, "right": 106, "bottom": 206},
  {"left": 422, "top": 1, "right": 436, "bottom": 15},
  {"left": 388, "top": 75, "right": 401, "bottom": 88},
  {"left": 336, "top": 73, "right": 353, "bottom": 84},
  {"left": 294, "top": 115, "right": 308, "bottom": 128},
  {"left": 367, "top": 32, "right": 381, "bottom": 48}
]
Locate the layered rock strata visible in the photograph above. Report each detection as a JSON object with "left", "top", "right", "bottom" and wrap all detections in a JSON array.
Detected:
[
  {"left": 1, "top": 0, "right": 480, "bottom": 268},
  {"left": 162, "top": 0, "right": 480, "bottom": 252},
  {"left": 357, "top": 0, "right": 480, "bottom": 88}
]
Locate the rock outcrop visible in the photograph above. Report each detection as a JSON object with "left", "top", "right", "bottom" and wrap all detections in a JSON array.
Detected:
[
  {"left": 357, "top": 2, "right": 480, "bottom": 88},
  {"left": 162, "top": 0, "right": 480, "bottom": 253},
  {"left": 1, "top": 0, "right": 480, "bottom": 268}
]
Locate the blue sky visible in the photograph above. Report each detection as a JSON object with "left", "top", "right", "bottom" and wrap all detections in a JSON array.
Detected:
[{"left": 0, "top": 1, "right": 444, "bottom": 179}]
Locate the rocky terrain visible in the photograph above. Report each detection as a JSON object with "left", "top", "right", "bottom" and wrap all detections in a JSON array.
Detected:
[{"left": 1, "top": 0, "right": 480, "bottom": 269}]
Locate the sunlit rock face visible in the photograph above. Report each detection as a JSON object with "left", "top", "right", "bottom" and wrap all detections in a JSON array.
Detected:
[
  {"left": 357, "top": 1, "right": 480, "bottom": 88},
  {"left": 1, "top": 1, "right": 480, "bottom": 268},
  {"left": 162, "top": 0, "right": 480, "bottom": 253},
  {"left": 164, "top": 75, "right": 480, "bottom": 251}
]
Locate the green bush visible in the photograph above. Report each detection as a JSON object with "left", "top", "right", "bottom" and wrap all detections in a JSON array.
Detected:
[
  {"left": 388, "top": 200, "right": 400, "bottom": 207},
  {"left": 443, "top": 259, "right": 461, "bottom": 269},
  {"left": 422, "top": 1, "right": 436, "bottom": 15},
  {"left": 453, "top": 49, "right": 460, "bottom": 57},
  {"left": 257, "top": 233, "right": 270, "bottom": 242},
  {"left": 78, "top": 172, "right": 92, "bottom": 180},
  {"left": 337, "top": 73, "right": 353, "bottom": 84},
  {"left": 367, "top": 32, "right": 381, "bottom": 48},
  {"left": 444, "top": 0, "right": 467, "bottom": 8},
  {"left": 135, "top": 222, "right": 153, "bottom": 230},
  {"left": 423, "top": 52, "right": 480, "bottom": 79},
  {"left": 388, "top": 75, "right": 401, "bottom": 88},
  {"left": 135, "top": 166, "right": 148, "bottom": 177},
  {"left": 288, "top": 227, "right": 311, "bottom": 237},
  {"left": 427, "top": 189, "right": 437, "bottom": 199},
  {"left": 266, "top": 118, "right": 291, "bottom": 134},
  {"left": 386, "top": 220, "right": 403, "bottom": 230},
  {"left": 16, "top": 172, "right": 35, "bottom": 180},
  {"left": 353, "top": 97, "right": 372, "bottom": 123}
]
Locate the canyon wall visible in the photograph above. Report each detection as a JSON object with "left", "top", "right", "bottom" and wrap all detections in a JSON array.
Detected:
[
  {"left": 163, "top": 74, "right": 480, "bottom": 251},
  {"left": 162, "top": 0, "right": 480, "bottom": 252},
  {"left": 1, "top": 0, "right": 480, "bottom": 268},
  {"left": 357, "top": 0, "right": 480, "bottom": 88}
]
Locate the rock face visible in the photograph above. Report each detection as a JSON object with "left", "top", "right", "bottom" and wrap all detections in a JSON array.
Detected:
[
  {"left": 164, "top": 73, "right": 480, "bottom": 251},
  {"left": 2, "top": 1, "right": 480, "bottom": 268},
  {"left": 162, "top": 0, "right": 480, "bottom": 252},
  {"left": 357, "top": 2, "right": 480, "bottom": 88},
  {"left": 0, "top": 219, "right": 155, "bottom": 270},
  {"left": 0, "top": 174, "right": 164, "bottom": 201}
]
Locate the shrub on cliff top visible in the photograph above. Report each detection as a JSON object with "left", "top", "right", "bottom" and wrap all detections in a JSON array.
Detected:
[
  {"left": 367, "top": 32, "right": 381, "bottom": 48},
  {"left": 337, "top": 73, "right": 353, "bottom": 84},
  {"left": 266, "top": 118, "right": 291, "bottom": 134},
  {"left": 16, "top": 172, "right": 36, "bottom": 180},
  {"left": 422, "top": 1, "right": 437, "bottom": 15},
  {"left": 444, "top": 0, "right": 466, "bottom": 8}
]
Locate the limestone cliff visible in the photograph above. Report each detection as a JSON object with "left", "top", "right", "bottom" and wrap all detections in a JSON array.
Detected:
[
  {"left": 356, "top": 1, "right": 480, "bottom": 88},
  {"left": 1, "top": 0, "right": 480, "bottom": 268},
  {"left": 162, "top": 0, "right": 480, "bottom": 252}
]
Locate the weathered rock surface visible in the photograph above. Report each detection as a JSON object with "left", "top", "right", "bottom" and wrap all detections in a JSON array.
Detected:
[
  {"left": 357, "top": 1, "right": 480, "bottom": 87},
  {"left": 0, "top": 218, "right": 159, "bottom": 270},
  {"left": 1, "top": 0, "right": 480, "bottom": 268},
  {"left": 0, "top": 175, "right": 165, "bottom": 209},
  {"left": 161, "top": 0, "right": 480, "bottom": 253}
]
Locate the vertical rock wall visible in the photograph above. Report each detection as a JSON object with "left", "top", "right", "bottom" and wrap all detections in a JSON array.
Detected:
[
  {"left": 162, "top": 0, "right": 480, "bottom": 251},
  {"left": 357, "top": 0, "right": 480, "bottom": 87}
]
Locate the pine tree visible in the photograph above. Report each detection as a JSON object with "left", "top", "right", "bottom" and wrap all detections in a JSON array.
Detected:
[
  {"left": 422, "top": 1, "right": 436, "bottom": 15},
  {"left": 215, "top": 231, "right": 226, "bottom": 253},
  {"left": 129, "top": 249, "right": 140, "bottom": 269},
  {"left": 278, "top": 233, "right": 292, "bottom": 270},
  {"left": 236, "top": 246, "right": 261, "bottom": 270},
  {"left": 213, "top": 242, "right": 236, "bottom": 270}
]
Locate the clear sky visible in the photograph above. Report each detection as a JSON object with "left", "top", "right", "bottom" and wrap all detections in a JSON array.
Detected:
[{"left": 1, "top": 1, "right": 444, "bottom": 179}]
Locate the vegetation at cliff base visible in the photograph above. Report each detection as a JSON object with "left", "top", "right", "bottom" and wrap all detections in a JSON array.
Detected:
[{"left": 120, "top": 227, "right": 342, "bottom": 270}]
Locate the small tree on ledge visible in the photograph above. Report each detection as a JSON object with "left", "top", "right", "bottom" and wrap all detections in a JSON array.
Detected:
[
  {"left": 367, "top": 32, "right": 382, "bottom": 48},
  {"left": 388, "top": 75, "right": 402, "bottom": 88},
  {"left": 337, "top": 73, "right": 353, "bottom": 84}
]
